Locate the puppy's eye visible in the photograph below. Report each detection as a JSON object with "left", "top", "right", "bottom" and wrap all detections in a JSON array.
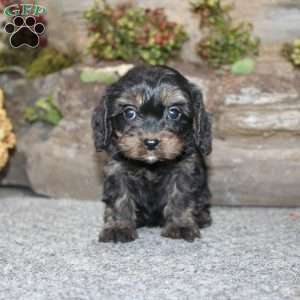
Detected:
[
  {"left": 167, "top": 106, "right": 181, "bottom": 120},
  {"left": 124, "top": 107, "right": 137, "bottom": 121}
]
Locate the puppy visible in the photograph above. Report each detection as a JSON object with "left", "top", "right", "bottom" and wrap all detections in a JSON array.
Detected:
[{"left": 92, "top": 65, "right": 212, "bottom": 242}]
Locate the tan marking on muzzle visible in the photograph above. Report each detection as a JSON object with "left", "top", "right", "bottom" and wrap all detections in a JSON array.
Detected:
[{"left": 118, "top": 130, "right": 184, "bottom": 162}]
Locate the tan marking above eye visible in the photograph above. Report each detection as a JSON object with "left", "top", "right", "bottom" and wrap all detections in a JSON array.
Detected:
[
  {"left": 160, "top": 87, "right": 188, "bottom": 106},
  {"left": 115, "top": 98, "right": 136, "bottom": 107},
  {"left": 116, "top": 91, "right": 144, "bottom": 108},
  {"left": 135, "top": 93, "right": 144, "bottom": 106}
]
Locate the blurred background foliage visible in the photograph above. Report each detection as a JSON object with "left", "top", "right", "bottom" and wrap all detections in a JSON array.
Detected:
[
  {"left": 282, "top": 39, "right": 300, "bottom": 68},
  {"left": 0, "top": 89, "right": 16, "bottom": 170},
  {"left": 191, "top": 0, "right": 260, "bottom": 67},
  {"left": 84, "top": 1, "right": 188, "bottom": 65},
  {"left": 0, "top": 0, "right": 298, "bottom": 75}
]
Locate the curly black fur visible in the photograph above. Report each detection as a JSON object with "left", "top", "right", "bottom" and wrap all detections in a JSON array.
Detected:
[{"left": 92, "top": 65, "right": 212, "bottom": 242}]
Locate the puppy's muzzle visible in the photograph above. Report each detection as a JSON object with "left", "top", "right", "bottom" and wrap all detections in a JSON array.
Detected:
[{"left": 144, "top": 138, "right": 160, "bottom": 151}]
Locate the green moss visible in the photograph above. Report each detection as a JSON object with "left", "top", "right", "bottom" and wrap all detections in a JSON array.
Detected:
[
  {"left": 231, "top": 57, "right": 255, "bottom": 75},
  {"left": 0, "top": 46, "right": 77, "bottom": 78},
  {"left": 0, "top": 47, "right": 39, "bottom": 70},
  {"left": 80, "top": 68, "right": 119, "bottom": 84},
  {"left": 26, "top": 48, "right": 76, "bottom": 79},
  {"left": 24, "top": 95, "right": 63, "bottom": 126}
]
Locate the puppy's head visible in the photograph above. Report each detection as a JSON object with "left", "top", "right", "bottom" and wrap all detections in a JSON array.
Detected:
[{"left": 92, "top": 65, "right": 212, "bottom": 164}]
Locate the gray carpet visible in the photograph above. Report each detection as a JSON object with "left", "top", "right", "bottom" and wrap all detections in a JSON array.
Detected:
[{"left": 0, "top": 193, "right": 299, "bottom": 300}]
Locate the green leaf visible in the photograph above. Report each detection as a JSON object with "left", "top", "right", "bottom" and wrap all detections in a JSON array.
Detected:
[
  {"left": 24, "top": 96, "right": 63, "bottom": 126},
  {"left": 36, "top": 98, "right": 52, "bottom": 111},
  {"left": 43, "top": 109, "right": 63, "bottom": 126},
  {"left": 24, "top": 107, "right": 38, "bottom": 122},
  {"left": 80, "top": 68, "right": 119, "bottom": 84},
  {"left": 231, "top": 58, "right": 255, "bottom": 75}
]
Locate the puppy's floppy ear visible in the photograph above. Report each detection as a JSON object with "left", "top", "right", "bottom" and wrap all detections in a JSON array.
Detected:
[
  {"left": 190, "top": 84, "right": 212, "bottom": 156},
  {"left": 91, "top": 96, "right": 112, "bottom": 151}
]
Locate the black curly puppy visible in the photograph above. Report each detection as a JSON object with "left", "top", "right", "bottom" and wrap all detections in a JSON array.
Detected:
[{"left": 92, "top": 65, "right": 212, "bottom": 243}]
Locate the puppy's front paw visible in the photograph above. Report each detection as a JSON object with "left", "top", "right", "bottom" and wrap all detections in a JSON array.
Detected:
[
  {"left": 99, "top": 223, "right": 138, "bottom": 243},
  {"left": 196, "top": 209, "right": 212, "bottom": 228},
  {"left": 161, "top": 223, "right": 200, "bottom": 242}
]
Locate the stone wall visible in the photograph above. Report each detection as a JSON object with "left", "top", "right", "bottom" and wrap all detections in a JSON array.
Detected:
[{"left": 1, "top": 64, "right": 300, "bottom": 206}]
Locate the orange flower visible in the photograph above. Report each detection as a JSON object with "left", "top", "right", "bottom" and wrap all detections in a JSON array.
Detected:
[{"left": 0, "top": 89, "right": 16, "bottom": 171}]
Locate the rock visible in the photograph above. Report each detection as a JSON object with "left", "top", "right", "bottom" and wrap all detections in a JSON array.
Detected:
[
  {"left": 1, "top": 66, "right": 108, "bottom": 199},
  {"left": 51, "top": 67, "right": 106, "bottom": 118},
  {"left": 209, "top": 137, "right": 300, "bottom": 206},
  {"left": 0, "top": 124, "right": 50, "bottom": 187},
  {"left": 1, "top": 65, "right": 300, "bottom": 206},
  {"left": 224, "top": 86, "right": 298, "bottom": 106},
  {"left": 0, "top": 73, "right": 61, "bottom": 186},
  {"left": 218, "top": 103, "right": 300, "bottom": 137},
  {"left": 215, "top": 74, "right": 300, "bottom": 137},
  {"left": 0, "top": 67, "right": 106, "bottom": 189},
  {"left": 0, "top": 150, "right": 29, "bottom": 186},
  {"left": 255, "top": 46, "right": 296, "bottom": 81},
  {"left": 42, "top": 1, "right": 86, "bottom": 54},
  {"left": 26, "top": 112, "right": 107, "bottom": 200},
  {"left": 91, "top": 64, "right": 134, "bottom": 77}
]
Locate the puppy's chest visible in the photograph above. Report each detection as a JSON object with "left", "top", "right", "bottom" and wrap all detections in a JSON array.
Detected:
[
  {"left": 127, "top": 168, "right": 168, "bottom": 201},
  {"left": 142, "top": 169, "right": 162, "bottom": 183}
]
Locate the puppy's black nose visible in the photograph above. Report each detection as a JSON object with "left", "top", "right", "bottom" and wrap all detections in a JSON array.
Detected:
[{"left": 144, "top": 139, "right": 160, "bottom": 150}]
